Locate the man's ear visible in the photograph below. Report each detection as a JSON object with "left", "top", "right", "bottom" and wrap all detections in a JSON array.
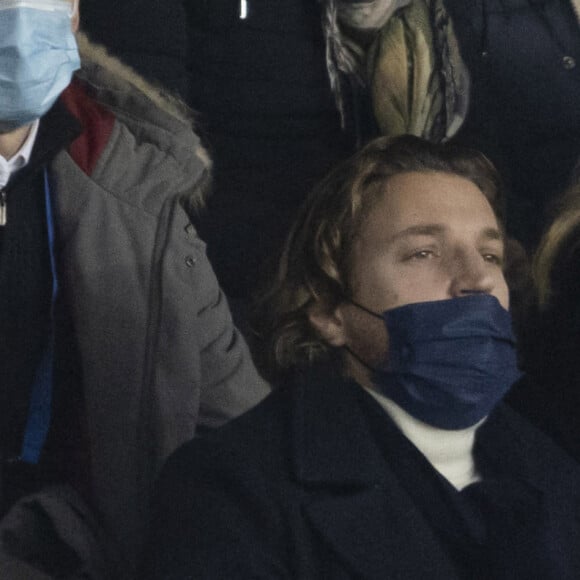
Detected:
[
  {"left": 307, "top": 301, "right": 347, "bottom": 347},
  {"left": 71, "top": 0, "right": 80, "bottom": 33}
]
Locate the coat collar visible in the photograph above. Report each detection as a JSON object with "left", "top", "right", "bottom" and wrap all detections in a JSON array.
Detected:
[
  {"left": 289, "top": 364, "right": 460, "bottom": 579},
  {"left": 291, "top": 364, "right": 386, "bottom": 487}
]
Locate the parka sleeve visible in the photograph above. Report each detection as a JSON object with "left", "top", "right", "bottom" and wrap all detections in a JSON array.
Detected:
[
  {"left": 175, "top": 157, "right": 270, "bottom": 430},
  {"left": 193, "top": 257, "right": 271, "bottom": 429},
  {"left": 147, "top": 194, "right": 269, "bottom": 474},
  {"left": 180, "top": 218, "right": 270, "bottom": 430}
]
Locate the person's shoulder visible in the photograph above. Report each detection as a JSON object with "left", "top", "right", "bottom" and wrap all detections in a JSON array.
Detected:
[
  {"left": 175, "top": 383, "right": 295, "bottom": 465},
  {"left": 156, "top": 381, "right": 306, "bottom": 500},
  {"left": 75, "top": 33, "right": 197, "bottom": 140},
  {"left": 57, "top": 33, "right": 209, "bottom": 211},
  {"left": 161, "top": 363, "right": 347, "bottom": 486}
]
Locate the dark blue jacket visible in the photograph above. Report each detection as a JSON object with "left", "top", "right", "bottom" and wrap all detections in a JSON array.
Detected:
[
  {"left": 145, "top": 366, "right": 580, "bottom": 579},
  {"left": 445, "top": 0, "right": 580, "bottom": 247}
]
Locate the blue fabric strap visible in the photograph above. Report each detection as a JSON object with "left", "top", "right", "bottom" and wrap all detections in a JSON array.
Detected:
[{"left": 20, "top": 168, "right": 58, "bottom": 464}]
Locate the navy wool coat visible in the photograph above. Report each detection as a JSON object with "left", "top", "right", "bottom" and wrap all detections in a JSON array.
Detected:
[{"left": 145, "top": 366, "right": 580, "bottom": 579}]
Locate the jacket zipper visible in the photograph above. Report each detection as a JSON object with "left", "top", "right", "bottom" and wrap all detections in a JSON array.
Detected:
[{"left": 0, "top": 189, "right": 6, "bottom": 226}]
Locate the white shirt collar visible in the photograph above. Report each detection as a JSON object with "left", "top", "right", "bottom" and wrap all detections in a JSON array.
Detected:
[
  {"left": 0, "top": 120, "right": 41, "bottom": 189},
  {"left": 364, "top": 386, "right": 484, "bottom": 490}
]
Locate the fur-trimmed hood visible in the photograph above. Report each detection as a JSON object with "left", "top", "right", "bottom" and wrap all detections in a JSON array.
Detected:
[
  {"left": 73, "top": 32, "right": 210, "bottom": 208},
  {"left": 34, "top": 33, "right": 260, "bottom": 579}
]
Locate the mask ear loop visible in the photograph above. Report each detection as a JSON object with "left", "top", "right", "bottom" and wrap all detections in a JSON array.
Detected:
[
  {"left": 342, "top": 344, "right": 377, "bottom": 374},
  {"left": 348, "top": 299, "right": 382, "bottom": 320},
  {"left": 342, "top": 299, "right": 384, "bottom": 373}
]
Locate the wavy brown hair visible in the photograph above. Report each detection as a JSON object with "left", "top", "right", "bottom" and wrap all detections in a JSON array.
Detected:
[
  {"left": 534, "top": 184, "right": 580, "bottom": 309},
  {"left": 514, "top": 183, "right": 580, "bottom": 404},
  {"left": 252, "top": 135, "right": 509, "bottom": 381}
]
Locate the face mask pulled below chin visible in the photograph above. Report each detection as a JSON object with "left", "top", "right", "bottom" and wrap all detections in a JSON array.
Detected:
[
  {"left": 0, "top": 0, "right": 80, "bottom": 132},
  {"left": 362, "top": 294, "right": 522, "bottom": 430}
]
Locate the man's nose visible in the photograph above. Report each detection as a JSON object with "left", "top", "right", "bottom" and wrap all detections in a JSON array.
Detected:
[{"left": 448, "top": 249, "right": 494, "bottom": 297}]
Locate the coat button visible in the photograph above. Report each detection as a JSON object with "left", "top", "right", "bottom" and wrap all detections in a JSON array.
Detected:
[
  {"left": 185, "top": 255, "right": 197, "bottom": 268},
  {"left": 562, "top": 55, "right": 576, "bottom": 70}
]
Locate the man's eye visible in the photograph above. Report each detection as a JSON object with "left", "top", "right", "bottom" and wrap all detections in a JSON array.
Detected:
[
  {"left": 410, "top": 249, "right": 436, "bottom": 260},
  {"left": 482, "top": 253, "right": 503, "bottom": 266}
]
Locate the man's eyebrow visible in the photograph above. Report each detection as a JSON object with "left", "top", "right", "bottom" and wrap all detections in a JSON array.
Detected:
[
  {"left": 480, "top": 227, "right": 504, "bottom": 242},
  {"left": 387, "top": 224, "right": 505, "bottom": 244},
  {"left": 388, "top": 224, "right": 447, "bottom": 243}
]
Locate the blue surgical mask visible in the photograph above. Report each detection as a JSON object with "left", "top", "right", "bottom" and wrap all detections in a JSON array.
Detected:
[
  {"left": 0, "top": 0, "right": 81, "bottom": 132},
  {"left": 349, "top": 294, "right": 522, "bottom": 430}
]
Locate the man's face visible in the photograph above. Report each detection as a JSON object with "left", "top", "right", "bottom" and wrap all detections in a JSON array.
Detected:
[{"left": 309, "top": 170, "right": 509, "bottom": 388}]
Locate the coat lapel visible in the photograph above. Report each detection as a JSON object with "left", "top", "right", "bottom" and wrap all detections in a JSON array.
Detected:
[{"left": 291, "top": 367, "right": 459, "bottom": 580}]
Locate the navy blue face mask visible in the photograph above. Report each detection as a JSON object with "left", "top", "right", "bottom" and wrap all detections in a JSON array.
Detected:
[{"left": 349, "top": 294, "right": 522, "bottom": 430}]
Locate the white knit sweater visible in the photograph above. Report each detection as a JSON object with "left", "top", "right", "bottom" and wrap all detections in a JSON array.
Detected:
[{"left": 365, "top": 387, "right": 484, "bottom": 490}]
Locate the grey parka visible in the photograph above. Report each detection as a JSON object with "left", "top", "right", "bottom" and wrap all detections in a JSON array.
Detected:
[{"left": 0, "top": 34, "right": 269, "bottom": 579}]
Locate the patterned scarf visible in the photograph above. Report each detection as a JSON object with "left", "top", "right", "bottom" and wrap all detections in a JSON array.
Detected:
[{"left": 319, "top": 0, "right": 412, "bottom": 128}]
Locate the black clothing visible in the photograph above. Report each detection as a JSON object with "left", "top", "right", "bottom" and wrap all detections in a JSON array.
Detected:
[
  {"left": 80, "top": 0, "right": 190, "bottom": 97},
  {"left": 146, "top": 366, "right": 580, "bottom": 578},
  {"left": 360, "top": 390, "right": 553, "bottom": 579},
  {"left": 0, "top": 171, "right": 51, "bottom": 458},
  {"left": 507, "top": 221, "right": 580, "bottom": 463},
  {"left": 0, "top": 103, "right": 84, "bottom": 513},
  {"left": 507, "top": 374, "right": 580, "bottom": 467},
  {"left": 187, "top": 0, "right": 354, "bottom": 303},
  {"left": 446, "top": 0, "right": 580, "bottom": 247}
]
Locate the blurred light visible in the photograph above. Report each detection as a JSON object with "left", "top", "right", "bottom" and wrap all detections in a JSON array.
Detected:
[{"left": 240, "top": 0, "right": 248, "bottom": 19}]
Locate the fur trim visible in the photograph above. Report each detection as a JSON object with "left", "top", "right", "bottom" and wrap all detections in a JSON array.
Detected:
[{"left": 75, "top": 31, "right": 210, "bottom": 170}]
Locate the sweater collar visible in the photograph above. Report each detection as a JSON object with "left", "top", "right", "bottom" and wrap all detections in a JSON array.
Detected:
[{"left": 364, "top": 387, "right": 483, "bottom": 490}]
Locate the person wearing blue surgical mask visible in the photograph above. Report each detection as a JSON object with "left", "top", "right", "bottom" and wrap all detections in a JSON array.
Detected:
[
  {"left": 0, "top": 0, "right": 268, "bottom": 578},
  {"left": 0, "top": 0, "right": 79, "bottom": 160},
  {"left": 145, "top": 135, "right": 580, "bottom": 579},
  {"left": 0, "top": 0, "right": 81, "bottom": 134}
]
